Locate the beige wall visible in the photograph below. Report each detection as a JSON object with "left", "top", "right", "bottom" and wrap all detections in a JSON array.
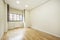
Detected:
[
  {"left": 24, "top": 10, "right": 31, "bottom": 27},
  {"left": 8, "top": 22, "right": 24, "bottom": 29},
  {"left": 8, "top": 8, "right": 24, "bottom": 29},
  {"left": 0, "top": 0, "right": 6, "bottom": 39},
  {"left": 30, "top": 0, "right": 60, "bottom": 37},
  {"left": 4, "top": 3, "right": 8, "bottom": 32}
]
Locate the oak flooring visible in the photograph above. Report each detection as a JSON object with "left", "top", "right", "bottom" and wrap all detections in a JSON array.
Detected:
[{"left": 2, "top": 28, "right": 60, "bottom": 40}]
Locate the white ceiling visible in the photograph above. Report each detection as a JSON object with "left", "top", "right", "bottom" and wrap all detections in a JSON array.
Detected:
[{"left": 5, "top": 0, "right": 48, "bottom": 10}]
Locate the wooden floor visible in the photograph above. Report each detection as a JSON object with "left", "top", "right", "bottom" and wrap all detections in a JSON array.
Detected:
[{"left": 2, "top": 28, "right": 60, "bottom": 40}]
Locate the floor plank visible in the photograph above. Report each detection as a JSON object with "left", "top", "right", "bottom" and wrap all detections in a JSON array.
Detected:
[{"left": 2, "top": 28, "right": 60, "bottom": 40}]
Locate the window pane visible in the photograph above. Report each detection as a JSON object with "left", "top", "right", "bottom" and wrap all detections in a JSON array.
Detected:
[
  {"left": 9, "top": 13, "right": 23, "bottom": 21},
  {"left": 19, "top": 15, "right": 23, "bottom": 21},
  {"left": 13, "top": 14, "right": 16, "bottom": 20},
  {"left": 16, "top": 15, "right": 19, "bottom": 20},
  {"left": 9, "top": 14, "right": 13, "bottom": 20},
  {"left": 12, "top": 14, "right": 15, "bottom": 20}
]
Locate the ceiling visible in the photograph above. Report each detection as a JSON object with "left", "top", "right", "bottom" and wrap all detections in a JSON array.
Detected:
[{"left": 5, "top": 0, "right": 48, "bottom": 10}]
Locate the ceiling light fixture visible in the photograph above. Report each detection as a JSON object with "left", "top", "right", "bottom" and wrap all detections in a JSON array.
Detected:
[
  {"left": 16, "top": 1, "right": 20, "bottom": 4},
  {"left": 25, "top": 5, "right": 28, "bottom": 8}
]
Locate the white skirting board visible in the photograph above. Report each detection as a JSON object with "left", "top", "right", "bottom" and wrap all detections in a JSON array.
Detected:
[{"left": 32, "top": 27, "right": 60, "bottom": 37}]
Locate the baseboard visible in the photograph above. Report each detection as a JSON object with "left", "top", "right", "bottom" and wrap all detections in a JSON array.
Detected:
[{"left": 32, "top": 27, "right": 60, "bottom": 37}]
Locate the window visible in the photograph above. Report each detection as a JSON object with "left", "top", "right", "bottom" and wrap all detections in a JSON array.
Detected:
[{"left": 9, "top": 13, "right": 23, "bottom": 22}]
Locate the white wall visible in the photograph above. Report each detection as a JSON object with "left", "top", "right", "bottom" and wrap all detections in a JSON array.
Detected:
[
  {"left": 8, "top": 22, "right": 24, "bottom": 29},
  {"left": 30, "top": 0, "right": 60, "bottom": 37},
  {"left": 0, "top": 0, "right": 6, "bottom": 39},
  {"left": 8, "top": 8, "right": 24, "bottom": 29},
  {"left": 24, "top": 10, "right": 31, "bottom": 27}
]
